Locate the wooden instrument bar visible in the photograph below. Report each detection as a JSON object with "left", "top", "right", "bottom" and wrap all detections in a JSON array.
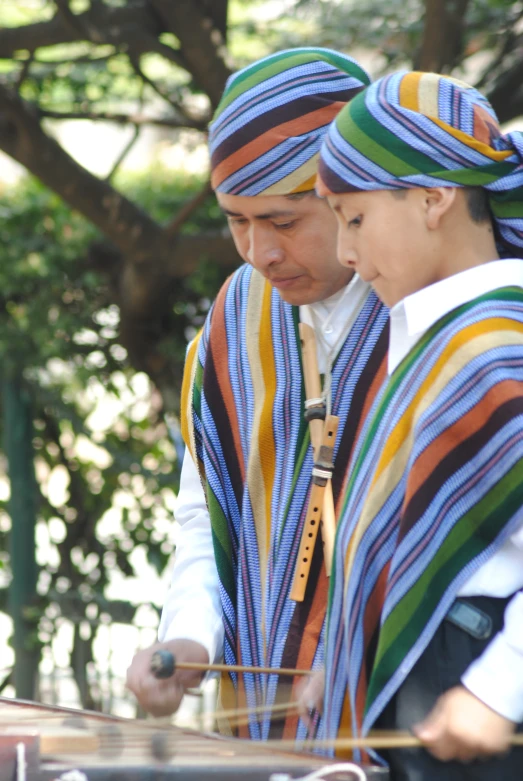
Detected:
[{"left": 0, "top": 697, "right": 389, "bottom": 780}]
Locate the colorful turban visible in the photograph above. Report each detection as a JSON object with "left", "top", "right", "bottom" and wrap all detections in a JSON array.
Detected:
[
  {"left": 318, "top": 71, "right": 523, "bottom": 255},
  {"left": 209, "top": 47, "right": 370, "bottom": 196}
]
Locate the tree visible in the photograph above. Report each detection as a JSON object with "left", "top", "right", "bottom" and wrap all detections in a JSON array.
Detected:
[
  {"left": 0, "top": 0, "right": 240, "bottom": 401},
  {"left": 1, "top": 0, "right": 522, "bottom": 394},
  {"left": 0, "top": 176, "right": 228, "bottom": 707}
]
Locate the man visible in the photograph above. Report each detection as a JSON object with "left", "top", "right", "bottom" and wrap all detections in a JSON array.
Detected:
[
  {"left": 127, "top": 48, "right": 389, "bottom": 741},
  {"left": 313, "top": 71, "right": 523, "bottom": 779}
]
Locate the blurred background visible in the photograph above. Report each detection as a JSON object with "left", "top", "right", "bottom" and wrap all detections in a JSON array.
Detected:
[{"left": 0, "top": 0, "right": 521, "bottom": 726}]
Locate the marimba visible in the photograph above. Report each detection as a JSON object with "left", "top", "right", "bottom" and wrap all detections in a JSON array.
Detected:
[{"left": 0, "top": 697, "right": 389, "bottom": 781}]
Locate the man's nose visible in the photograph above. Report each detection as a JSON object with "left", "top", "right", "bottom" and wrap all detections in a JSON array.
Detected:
[{"left": 246, "top": 225, "right": 284, "bottom": 270}]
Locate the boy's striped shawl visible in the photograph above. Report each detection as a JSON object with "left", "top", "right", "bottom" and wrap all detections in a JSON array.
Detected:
[
  {"left": 181, "top": 264, "right": 388, "bottom": 740},
  {"left": 323, "top": 287, "right": 523, "bottom": 759}
]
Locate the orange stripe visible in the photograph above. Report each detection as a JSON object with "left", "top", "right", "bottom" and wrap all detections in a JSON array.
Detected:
[
  {"left": 282, "top": 568, "right": 330, "bottom": 739},
  {"left": 335, "top": 692, "right": 354, "bottom": 759},
  {"left": 372, "top": 319, "right": 523, "bottom": 489},
  {"left": 211, "top": 103, "right": 345, "bottom": 189},
  {"left": 404, "top": 377, "right": 523, "bottom": 508},
  {"left": 258, "top": 282, "right": 277, "bottom": 551}
]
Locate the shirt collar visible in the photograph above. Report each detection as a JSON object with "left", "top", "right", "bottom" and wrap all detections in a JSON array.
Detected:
[{"left": 388, "top": 258, "right": 523, "bottom": 375}]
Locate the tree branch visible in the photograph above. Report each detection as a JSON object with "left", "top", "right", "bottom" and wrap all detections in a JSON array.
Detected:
[
  {"left": 483, "top": 50, "right": 523, "bottom": 124},
  {"left": 149, "top": 0, "right": 232, "bottom": 109},
  {"left": 416, "top": 0, "right": 471, "bottom": 72},
  {"left": 0, "top": 81, "right": 165, "bottom": 263},
  {"left": 106, "top": 124, "right": 140, "bottom": 182},
  {"left": 15, "top": 51, "right": 34, "bottom": 92},
  {"left": 164, "top": 180, "right": 213, "bottom": 238},
  {"left": 128, "top": 52, "right": 183, "bottom": 113},
  {"left": 0, "top": 2, "right": 162, "bottom": 59},
  {"left": 53, "top": 0, "right": 94, "bottom": 42},
  {"left": 38, "top": 107, "right": 205, "bottom": 130}
]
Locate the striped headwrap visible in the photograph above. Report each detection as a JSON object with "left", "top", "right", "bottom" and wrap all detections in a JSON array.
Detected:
[
  {"left": 209, "top": 47, "right": 370, "bottom": 196},
  {"left": 318, "top": 71, "right": 523, "bottom": 255}
]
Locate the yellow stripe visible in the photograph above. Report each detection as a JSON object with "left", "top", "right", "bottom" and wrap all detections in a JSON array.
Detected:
[
  {"left": 430, "top": 116, "right": 511, "bottom": 162},
  {"left": 180, "top": 331, "right": 203, "bottom": 463},
  {"left": 245, "top": 272, "right": 275, "bottom": 652},
  {"left": 397, "top": 72, "right": 511, "bottom": 162},
  {"left": 399, "top": 72, "right": 422, "bottom": 112},
  {"left": 261, "top": 155, "right": 319, "bottom": 195},
  {"left": 343, "top": 319, "right": 523, "bottom": 580}
]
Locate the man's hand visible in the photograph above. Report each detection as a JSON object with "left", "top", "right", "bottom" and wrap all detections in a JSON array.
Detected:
[
  {"left": 414, "top": 685, "right": 516, "bottom": 762},
  {"left": 126, "top": 639, "right": 209, "bottom": 717},
  {"left": 296, "top": 669, "right": 325, "bottom": 728}
]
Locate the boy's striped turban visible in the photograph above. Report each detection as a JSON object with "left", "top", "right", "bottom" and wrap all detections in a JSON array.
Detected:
[
  {"left": 209, "top": 48, "right": 370, "bottom": 196},
  {"left": 318, "top": 71, "right": 523, "bottom": 254}
]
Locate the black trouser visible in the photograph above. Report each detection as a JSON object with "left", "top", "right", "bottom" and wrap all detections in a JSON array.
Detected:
[{"left": 376, "top": 596, "right": 523, "bottom": 781}]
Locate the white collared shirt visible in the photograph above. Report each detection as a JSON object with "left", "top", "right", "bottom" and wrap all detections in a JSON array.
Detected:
[{"left": 388, "top": 258, "right": 523, "bottom": 722}]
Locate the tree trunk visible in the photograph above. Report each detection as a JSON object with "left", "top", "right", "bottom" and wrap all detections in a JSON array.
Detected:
[{"left": 416, "top": 0, "right": 471, "bottom": 73}]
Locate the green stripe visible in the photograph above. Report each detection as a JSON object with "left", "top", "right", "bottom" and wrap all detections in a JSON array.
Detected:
[
  {"left": 429, "top": 161, "right": 515, "bottom": 186},
  {"left": 208, "top": 488, "right": 236, "bottom": 605},
  {"left": 214, "top": 49, "right": 369, "bottom": 119},
  {"left": 277, "top": 306, "right": 309, "bottom": 550},
  {"left": 193, "top": 358, "right": 204, "bottom": 418},
  {"left": 339, "top": 95, "right": 448, "bottom": 176},
  {"left": 366, "top": 460, "right": 523, "bottom": 710},
  {"left": 490, "top": 188, "right": 523, "bottom": 218}
]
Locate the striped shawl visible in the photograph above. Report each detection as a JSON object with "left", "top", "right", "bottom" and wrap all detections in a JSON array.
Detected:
[
  {"left": 181, "top": 264, "right": 388, "bottom": 740},
  {"left": 324, "top": 287, "right": 523, "bottom": 759}
]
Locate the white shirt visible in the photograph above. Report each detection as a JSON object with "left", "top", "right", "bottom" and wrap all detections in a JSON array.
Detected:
[
  {"left": 158, "top": 274, "right": 371, "bottom": 659},
  {"left": 388, "top": 258, "right": 523, "bottom": 722}
]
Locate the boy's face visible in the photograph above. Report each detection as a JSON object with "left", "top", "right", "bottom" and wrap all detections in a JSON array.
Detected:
[
  {"left": 327, "top": 189, "right": 440, "bottom": 308},
  {"left": 216, "top": 191, "right": 354, "bottom": 305}
]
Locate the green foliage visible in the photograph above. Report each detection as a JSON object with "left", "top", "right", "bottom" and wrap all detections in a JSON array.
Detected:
[
  {"left": 0, "top": 173, "right": 229, "bottom": 707},
  {"left": 241, "top": 0, "right": 523, "bottom": 78}
]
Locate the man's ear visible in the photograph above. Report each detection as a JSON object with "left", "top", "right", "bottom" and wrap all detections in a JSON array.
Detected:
[{"left": 423, "top": 187, "right": 457, "bottom": 230}]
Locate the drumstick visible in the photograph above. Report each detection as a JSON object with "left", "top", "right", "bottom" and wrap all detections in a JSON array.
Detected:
[
  {"left": 300, "top": 323, "right": 337, "bottom": 576},
  {"left": 265, "top": 731, "right": 523, "bottom": 752},
  {"left": 216, "top": 700, "right": 299, "bottom": 722},
  {"left": 150, "top": 650, "right": 311, "bottom": 679}
]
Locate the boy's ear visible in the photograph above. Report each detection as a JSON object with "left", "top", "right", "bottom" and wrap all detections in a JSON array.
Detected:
[{"left": 423, "top": 187, "right": 457, "bottom": 229}]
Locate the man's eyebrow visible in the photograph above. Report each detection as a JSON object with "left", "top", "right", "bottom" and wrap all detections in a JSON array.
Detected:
[{"left": 221, "top": 208, "right": 298, "bottom": 220}]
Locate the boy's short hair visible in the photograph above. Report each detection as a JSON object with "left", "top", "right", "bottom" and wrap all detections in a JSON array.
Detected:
[{"left": 465, "top": 187, "right": 491, "bottom": 224}]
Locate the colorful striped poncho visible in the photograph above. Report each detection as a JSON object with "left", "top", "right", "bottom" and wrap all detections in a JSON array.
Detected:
[
  {"left": 181, "top": 263, "right": 388, "bottom": 740},
  {"left": 323, "top": 287, "right": 523, "bottom": 759}
]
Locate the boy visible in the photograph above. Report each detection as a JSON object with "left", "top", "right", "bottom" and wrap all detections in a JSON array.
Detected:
[{"left": 315, "top": 71, "right": 523, "bottom": 779}]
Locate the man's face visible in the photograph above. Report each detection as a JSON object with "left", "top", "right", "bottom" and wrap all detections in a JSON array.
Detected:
[
  {"left": 328, "top": 190, "right": 440, "bottom": 308},
  {"left": 216, "top": 191, "right": 353, "bottom": 305}
]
